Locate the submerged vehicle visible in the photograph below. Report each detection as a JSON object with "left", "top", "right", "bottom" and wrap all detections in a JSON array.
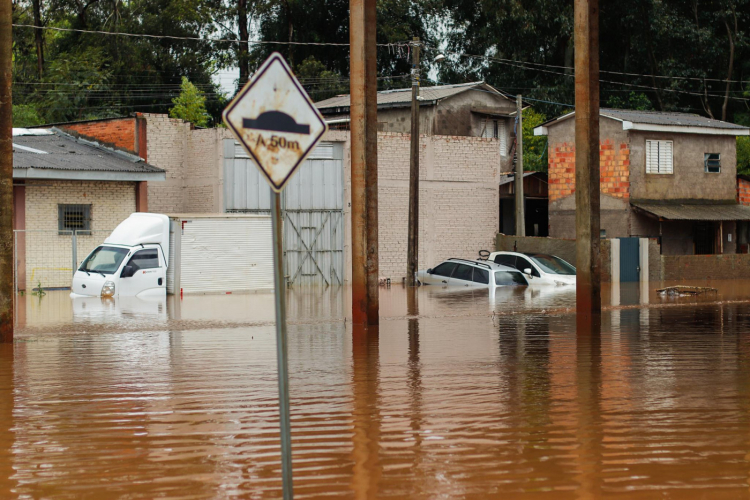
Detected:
[
  {"left": 71, "top": 213, "right": 169, "bottom": 298},
  {"left": 485, "top": 251, "right": 576, "bottom": 286},
  {"left": 417, "top": 258, "right": 529, "bottom": 287}
]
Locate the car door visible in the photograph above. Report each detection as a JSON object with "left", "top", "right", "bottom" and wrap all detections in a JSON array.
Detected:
[
  {"left": 118, "top": 248, "right": 166, "bottom": 297},
  {"left": 514, "top": 255, "right": 542, "bottom": 282},
  {"left": 424, "top": 262, "right": 457, "bottom": 285},
  {"left": 451, "top": 264, "right": 475, "bottom": 287}
]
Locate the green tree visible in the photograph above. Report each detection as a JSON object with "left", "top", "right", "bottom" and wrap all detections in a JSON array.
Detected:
[
  {"left": 169, "top": 77, "right": 210, "bottom": 127},
  {"left": 521, "top": 108, "right": 547, "bottom": 172},
  {"left": 606, "top": 92, "right": 654, "bottom": 111},
  {"left": 12, "top": 104, "right": 44, "bottom": 127}
]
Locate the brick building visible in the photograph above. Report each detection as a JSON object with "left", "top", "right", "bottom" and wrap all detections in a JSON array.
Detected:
[
  {"left": 536, "top": 109, "right": 750, "bottom": 255},
  {"left": 42, "top": 113, "right": 500, "bottom": 283},
  {"left": 12, "top": 128, "right": 165, "bottom": 290}
]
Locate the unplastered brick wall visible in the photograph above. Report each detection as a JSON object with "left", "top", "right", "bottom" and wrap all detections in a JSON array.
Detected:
[
  {"left": 738, "top": 178, "right": 750, "bottom": 205},
  {"left": 61, "top": 118, "right": 136, "bottom": 152},
  {"left": 23, "top": 180, "right": 135, "bottom": 289},
  {"left": 375, "top": 133, "right": 500, "bottom": 280},
  {"left": 142, "top": 113, "right": 192, "bottom": 213},
  {"left": 548, "top": 140, "right": 630, "bottom": 202}
]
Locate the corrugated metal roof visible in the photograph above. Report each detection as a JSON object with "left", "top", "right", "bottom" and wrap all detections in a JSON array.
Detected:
[
  {"left": 498, "top": 172, "right": 538, "bottom": 186},
  {"left": 540, "top": 109, "right": 749, "bottom": 131},
  {"left": 600, "top": 108, "right": 748, "bottom": 130},
  {"left": 315, "top": 82, "right": 501, "bottom": 110},
  {"left": 13, "top": 129, "right": 164, "bottom": 174},
  {"left": 631, "top": 201, "right": 750, "bottom": 220}
]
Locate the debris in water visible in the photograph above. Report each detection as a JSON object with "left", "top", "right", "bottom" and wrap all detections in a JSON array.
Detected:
[{"left": 657, "top": 285, "right": 718, "bottom": 297}]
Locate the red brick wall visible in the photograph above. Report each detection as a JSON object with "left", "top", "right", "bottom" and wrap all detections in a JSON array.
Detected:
[
  {"left": 62, "top": 118, "right": 136, "bottom": 153},
  {"left": 738, "top": 178, "right": 750, "bottom": 206},
  {"left": 548, "top": 140, "right": 630, "bottom": 202}
]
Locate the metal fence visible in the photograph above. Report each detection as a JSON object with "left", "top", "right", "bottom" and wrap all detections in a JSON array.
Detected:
[{"left": 14, "top": 229, "right": 113, "bottom": 293}]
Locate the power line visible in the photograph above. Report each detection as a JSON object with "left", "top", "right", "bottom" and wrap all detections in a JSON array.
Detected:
[{"left": 12, "top": 24, "right": 408, "bottom": 48}]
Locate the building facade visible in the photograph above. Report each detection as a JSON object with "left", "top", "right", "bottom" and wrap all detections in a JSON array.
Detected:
[{"left": 536, "top": 109, "right": 750, "bottom": 255}]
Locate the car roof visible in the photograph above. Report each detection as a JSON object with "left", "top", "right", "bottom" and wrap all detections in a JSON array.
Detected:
[{"left": 444, "top": 258, "right": 519, "bottom": 272}]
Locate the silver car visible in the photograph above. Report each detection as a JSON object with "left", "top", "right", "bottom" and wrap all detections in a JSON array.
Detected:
[{"left": 417, "top": 258, "right": 529, "bottom": 288}]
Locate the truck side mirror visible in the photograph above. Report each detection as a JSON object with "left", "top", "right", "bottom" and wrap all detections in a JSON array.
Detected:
[
  {"left": 121, "top": 265, "right": 136, "bottom": 278},
  {"left": 523, "top": 268, "right": 533, "bottom": 277},
  {"left": 427, "top": 268, "right": 433, "bottom": 274}
]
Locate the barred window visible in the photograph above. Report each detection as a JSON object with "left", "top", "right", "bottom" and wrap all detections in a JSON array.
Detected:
[{"left": 58, "top": 204, "right": 91, "bottom": 235}]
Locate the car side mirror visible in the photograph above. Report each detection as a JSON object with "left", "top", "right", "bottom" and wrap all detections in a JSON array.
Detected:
[
  {"left": 427, "top": 268, "right": 433, "bottom": 274},
  {"left": 523, "top": 268, "right": 533, "bottom": 277},
  {"left": 121, "top": 265, "right": 136, "bottom": 278}
]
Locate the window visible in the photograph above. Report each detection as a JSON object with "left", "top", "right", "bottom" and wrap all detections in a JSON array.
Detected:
[
  {"left": 705, "top": 153, "right": 721, "bottom": 173},
  {"left": 482, "top": 119, "right": 508, "bottom": 157},
  {"left": 58, "top": 204, "right": 91, "bottom": 234},
  {"left": 494, "top": 271, "right": 528, "bottom": 286},
  {"left": 494, "top": 254, "right": 517, "bottom": 269},
  {"left": 79, "top": 246, "right": 129, "bottom": 275},
  {"left": 527, "top": 254, "right": 576, "bottom": 276},
  {"left": 646, "top": 140, "right": 673, "bottom": 174},
  {"left": 127, "top": 249, "right": 160, "bottom": 270},
  {"left": 515, "top": 256, "right": 540, "bottom": 277},
  {"left": 452, "top": 264, "right": 474, "bottom": 282},
  {"left": 472, "top": 268, "right": 489, "bottom": 284},
  {"left": 432, "top": 262, "right": 457, "bottom": 277}
]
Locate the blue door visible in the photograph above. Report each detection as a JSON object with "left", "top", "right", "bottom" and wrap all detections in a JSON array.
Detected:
[{"left": 619, "top": 238, "right": 640, "bottom": 282}]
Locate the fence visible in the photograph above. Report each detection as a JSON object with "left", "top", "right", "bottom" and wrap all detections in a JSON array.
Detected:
[{"left": 14, "top": 229, "right": 113, "bottom": 293}]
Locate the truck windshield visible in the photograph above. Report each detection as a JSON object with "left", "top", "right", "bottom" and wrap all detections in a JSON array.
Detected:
[
  {"left": 79, "top": 246, "right": 129, "bottom": 275},
  {"left": 527, "top": 254, "right": 576, "bottom": 275}
]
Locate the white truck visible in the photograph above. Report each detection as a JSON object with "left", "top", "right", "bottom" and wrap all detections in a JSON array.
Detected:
[
  {"left": 71, "top": 212, "right": 274, "bottom": 298},
  {"left": 71, "top": 213, "right": 170, "bottom": 298}
]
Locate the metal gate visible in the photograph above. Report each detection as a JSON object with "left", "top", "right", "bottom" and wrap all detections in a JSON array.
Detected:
[
  {"left": 619, "top": 237, "right": 640, "bottom": 282},
  {"left": 224, "top": 140, "right": 344, "bottom": 285}
]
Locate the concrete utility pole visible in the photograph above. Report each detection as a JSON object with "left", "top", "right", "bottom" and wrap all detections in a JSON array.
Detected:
[
  {"left": 515, "top": 95, "right": 525, "bottom": 237},
  {"left": 406, "top": 37, "right": 420, "bottom": 286},
  {"left": 574, "top": 0, "right": 602, "bottom": 327},
  {"left": 0, "top": 0, "right": 13, "bottom": 343},
  {"left": 350, "top": 0, "right": 379, "bottom": 325}
]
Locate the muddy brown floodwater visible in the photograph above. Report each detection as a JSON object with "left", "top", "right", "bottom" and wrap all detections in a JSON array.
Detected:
[{"left": 5, "top": 281, "right": 750, "bottom": 498}]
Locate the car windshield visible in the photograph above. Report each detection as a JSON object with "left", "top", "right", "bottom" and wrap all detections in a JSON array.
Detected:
[
  {"left": 79, "top": 246, "right": 129, "bottom": 275},
  {"left": 527, "top": 254, "right": 576, "bottom": 275}
]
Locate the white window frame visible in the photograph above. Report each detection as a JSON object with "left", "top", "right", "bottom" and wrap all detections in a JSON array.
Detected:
[
  {"left": 482, "top": 118, "right": 508, "bottom": 157},
  {"left": 704, "top": 153, "right": 721, "bottom": 173},
  {"left": 646, "top": 140, "right": 673, "bottom": 174}
]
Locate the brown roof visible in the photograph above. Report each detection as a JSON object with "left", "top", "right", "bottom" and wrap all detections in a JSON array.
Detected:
[{"left": 631, "top": 201, "right": 750, "bottom": 221}]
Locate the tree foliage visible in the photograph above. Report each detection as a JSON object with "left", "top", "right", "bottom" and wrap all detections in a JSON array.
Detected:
[
  {"left": 169, "top": 77, "right": 210, "bottom": 127},
  {"left": 521, "top": 108, "right": 547, "bottom": 172}
]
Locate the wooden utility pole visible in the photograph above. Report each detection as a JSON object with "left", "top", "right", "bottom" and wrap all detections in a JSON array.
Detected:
[
  {"left": 574, "top": 0, "right": 601, "bottom": 328},
  {"left": 406, "top": 37, "right": 420, "bottom": 286},
  {"left": 515, "top": 95, "right": 525, "bottom": 236},
  {"left": 350, "top": 0, "right": 379, "bottom": 325},
  {"left": 0, "top": 0, "right": 13, "bottom": 343}
]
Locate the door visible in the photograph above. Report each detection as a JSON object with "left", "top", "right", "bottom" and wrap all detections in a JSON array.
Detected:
[
  {"left": 118, "top": 248, "right": 166, "bottom": 296},
  {"left": 619, "top": 237, "right": 640, "bottom": 282},
  {"left": 425, "top": 262, "right": 456, "bottom": 285},
  {"left": 451, "top": 263, "right": 475, "bottom": 287},
  {"left": 224, "top": 140, "right": 344, "bottom": 285}
]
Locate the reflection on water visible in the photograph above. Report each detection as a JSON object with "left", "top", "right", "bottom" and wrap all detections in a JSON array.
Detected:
[{"left": 7, "top": 285, "right": 750, "bottom": 497}]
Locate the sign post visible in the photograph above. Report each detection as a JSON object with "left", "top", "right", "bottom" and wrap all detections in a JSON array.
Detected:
[{"left": 223, "top": 52, "right": 328, "bottom": 500}]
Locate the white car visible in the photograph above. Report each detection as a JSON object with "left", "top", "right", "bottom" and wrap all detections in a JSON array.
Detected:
[
  {"left": 417, "top": 258, "right": 530, "bottom": 288},
  {"left": 486, "top": 251, "right": 576, "bottom": 286}
]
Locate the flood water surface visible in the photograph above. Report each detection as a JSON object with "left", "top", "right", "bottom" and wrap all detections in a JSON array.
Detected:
[{"left": 4, "top": 284, "right": 750, "bottom": 498}]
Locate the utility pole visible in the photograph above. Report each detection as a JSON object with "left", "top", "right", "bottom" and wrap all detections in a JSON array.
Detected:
[
  {"left": 0, "top": 0, "right": 13, "bottom": 343},
  {"left": 350, "top": 0, "right": 379, "bottom": 325},
  {"left": 406, "top": 37, "right": 420, "bottom": 286},
  {"left": 574, "top": 0, "right": 601, "bottom": 328},
  {"left": 515, "top": 95, "right": 525, "bottom": 237}
]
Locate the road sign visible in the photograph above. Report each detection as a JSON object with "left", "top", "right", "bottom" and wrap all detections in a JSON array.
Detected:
[{"left": 223, "top": 52, "right": 328, "bottom": 192}]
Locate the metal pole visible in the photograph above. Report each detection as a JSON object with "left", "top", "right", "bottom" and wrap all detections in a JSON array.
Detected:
[
  {"left": 350, "top": 0, "right": 379, "bottom": 325},
  {"left": 0, "top": 0, "right": 13, "bottom": 343},
  {"left": 271, "top": 190, "right": 293, "bottom": 499},
  {"left": 574, "top": 0, "right": 601, "bottom": 328},
  {"left": 515, "top": 95, "right": 525, "bottom": 237},
  {"left": 406, "top": 37, "right": 420, "bottom": 286},
  {"left": 72, "top": 231, "right": 77, "bottom": 275}
]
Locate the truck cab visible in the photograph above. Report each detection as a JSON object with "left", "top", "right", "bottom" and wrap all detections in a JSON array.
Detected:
[{"left": 71, "top": 213, "right": 169, "bottom": 298}]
